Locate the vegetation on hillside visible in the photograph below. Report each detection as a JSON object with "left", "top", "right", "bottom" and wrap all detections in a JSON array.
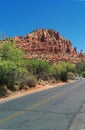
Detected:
[{"left": 0, "top": 40, "right": 84, "bottom": 97}]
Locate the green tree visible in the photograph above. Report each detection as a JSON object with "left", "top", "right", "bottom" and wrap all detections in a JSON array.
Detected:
[
  {"left": 76, "top": 62, "right": 85, "bottom": 75},
  {"left": 0, "top": 40, "right": 23, "bottom": 62},
  {"left": 50, "top": 62, "right": 75, "bottom": 81},
  {"left": 24, "top": 59, "right": 51, "bottom": 80},
  {"left": 0, "top": 61, "right": 17, "bottom": 89},
  {"left": 0, "top": 40, "right": 27, "bottom": 91},
  {"left": 0, "top": 61, "right": 27, "bottom": 90}
]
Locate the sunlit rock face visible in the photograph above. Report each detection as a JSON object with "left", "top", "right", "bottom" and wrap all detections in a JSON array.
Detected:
[{"left": 12, "top": 28, "right": 85, "bottom": 63}]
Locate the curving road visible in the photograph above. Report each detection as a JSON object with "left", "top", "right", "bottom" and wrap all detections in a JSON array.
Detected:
[{"left": 0, "top": 79, "right": 85, "bottom": 130}]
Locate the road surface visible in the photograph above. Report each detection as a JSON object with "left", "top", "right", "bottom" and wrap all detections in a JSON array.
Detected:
[{"left": 0, "top": 79, "right": 85, "bottom": 130}]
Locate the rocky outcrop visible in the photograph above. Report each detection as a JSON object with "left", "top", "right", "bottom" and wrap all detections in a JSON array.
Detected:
[
  {"left": 12, "top": 28, "right": 85, "bottom": 63},
  {"left": 14, "top": 29, "right": 76, "bottom": 54}
]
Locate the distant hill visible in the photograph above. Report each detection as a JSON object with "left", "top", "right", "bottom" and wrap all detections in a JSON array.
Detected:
[{"left": 3, "top": 28, "right": 85, "bottom": 63}]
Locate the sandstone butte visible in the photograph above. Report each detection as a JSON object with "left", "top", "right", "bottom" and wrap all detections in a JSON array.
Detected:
[{"left": 2, "top": 29, "right": 85, "bottom": 63}]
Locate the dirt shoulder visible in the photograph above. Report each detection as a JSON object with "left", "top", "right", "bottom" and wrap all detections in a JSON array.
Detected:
[{"left": 0, "top": 80, "right": 74, "bottom": 103}]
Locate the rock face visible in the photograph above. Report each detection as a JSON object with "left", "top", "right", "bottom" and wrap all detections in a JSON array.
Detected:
[
  {"left": 13, "top": 28, "right": 85, "bottom": 63},
  {"left": 14, "top": 29, "right": 75, "bottom": 54}
]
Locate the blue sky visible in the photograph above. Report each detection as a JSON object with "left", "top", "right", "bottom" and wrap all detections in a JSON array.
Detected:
[{"left": 0, "top": 0, "right": 85, "bottom": 52}]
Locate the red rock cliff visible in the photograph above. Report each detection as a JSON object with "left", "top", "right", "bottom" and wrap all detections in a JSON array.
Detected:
[{"left": 12, "top": 28, "right": 85, "bottom": 63}]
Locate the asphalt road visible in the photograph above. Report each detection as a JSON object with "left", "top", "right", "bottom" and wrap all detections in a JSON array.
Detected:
[{"left": 0, "top": 79, "right": 85, "bottom": 130}]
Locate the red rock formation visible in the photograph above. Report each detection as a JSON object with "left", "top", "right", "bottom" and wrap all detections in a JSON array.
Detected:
[
  {"left": 10, "top": 28, "right": 85, "bottom": 63},
  {"left": 14, "top": 29, "right": 74, "bottom": 54}
]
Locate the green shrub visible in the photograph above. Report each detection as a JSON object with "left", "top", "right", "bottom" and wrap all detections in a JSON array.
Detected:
[
  {"left": 0, "top": 61, "right": 28, "bottom": 91},
  {"left": 0, "top": 85, "right": 8, "bottom": 97},
  {"left": 27, "top": 75, "right": 37, "bottom": 88},
  {"left": 0, "top": 61, "right": 17, "bottom": 88},
  {"left": 20, "top": 74, "right": 37, "bottom": 89},
  {"left": 51, "top": 63, "right": 60, "bottom": 81},
  {"left": 24, "top": 59, "right": 51, "bottom": 80},
  {"left": 67, "top": 72, "right": 75, "bottom": 80},
  {"left": 50, "top": 62, "right": 75, "bottom": 82},
  {"left": 0, "top": 40, "right": 23, "bottom": 62},
  {"left": 81, "top": 71, "right": 85, "bottom": 77},
  {"left": 75, "top": 62, "right": 85, "bottom": 74}
]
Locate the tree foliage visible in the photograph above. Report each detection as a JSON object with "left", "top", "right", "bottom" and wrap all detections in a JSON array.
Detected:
[
  {"left": 0, "top": 61, "right": 18, "bottom": 89},
  {"left": 0, "top": 40, "right": 25, "bottom": 91},
  {"left": 76, "top": 62, "right": 85, "bottom": 74},
  {"left": 50, "top": 62, "right": 75, "bottom": 81},
  {"left": 0, "top": 40, "right": 23, "bottom": 62},
  {"left": 75, "top": 62, "right": 85, "bottom": 78},
  {"left": 24, "top": 59, "right": 51, "bottom": 80}
]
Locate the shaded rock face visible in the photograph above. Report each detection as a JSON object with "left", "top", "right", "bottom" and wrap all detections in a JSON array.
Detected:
[{"left": 12, "top": 28, "right": 85, "bottom": 63}]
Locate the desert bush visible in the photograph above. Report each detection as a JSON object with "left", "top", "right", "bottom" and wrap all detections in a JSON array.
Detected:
[
  {"left": 81, "top": 71, "right": 85, "bottom": 77},
  {"left": 75, "top": 62, "right": 85, "bottom": 76},
  {"left": 0, "top": 40, "right": 28, "bottom": 91},
  {"left": 20, "top": 75, "right": 37, "bottom": 88},
  {"left": 0, "top": 40, "right": 23, "bottom": 62},
  {"left": 0, "top": 61, "right": 17, "bottom": 89},
  {"left": 0, "top": 85, "right": 8, "bottom": 97},
  {"left": 27, "top": 75, "right": 37, "bottom": 87},
  {"left": 67, "top": 72, "right": 75, "bottom": 80},
  {"left": 24, "top": 59, "right": 51, "bottom": 80},
  {"left": 0, "top": 61, "right": 28, "bottom": 91},
  {"left": 50, "top": 62, "right": 75, "bottom": 82}
]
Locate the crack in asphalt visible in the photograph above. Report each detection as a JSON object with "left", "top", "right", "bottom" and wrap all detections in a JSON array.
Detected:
[{"left": 68, "top": 100, "right": 85, "bottom": 130}]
